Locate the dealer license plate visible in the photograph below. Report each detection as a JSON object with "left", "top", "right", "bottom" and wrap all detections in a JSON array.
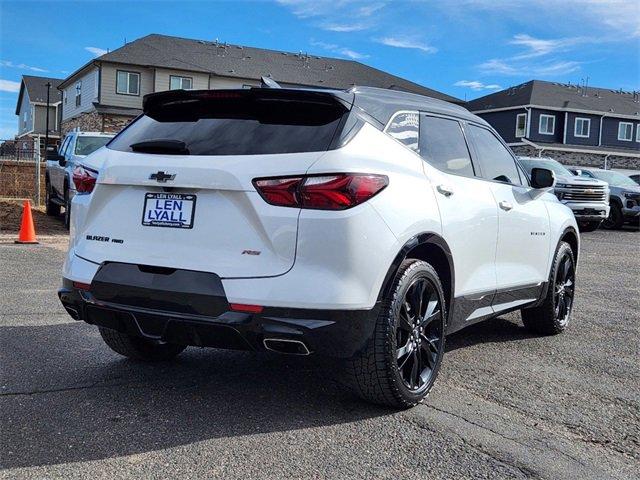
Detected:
[{"left": 142, "top": 193, "right": 196, "bottom": 229}]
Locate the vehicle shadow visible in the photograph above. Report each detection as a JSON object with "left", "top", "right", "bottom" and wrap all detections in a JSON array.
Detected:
[
  {"left": 0, "top": 322, "right": 390, "bottom": 469},
  {"left": 1, "top": 315, "right": 534, "bottom": 469},
  {"left": 445, "top": 315, "right": 537, "bottom": 352}
]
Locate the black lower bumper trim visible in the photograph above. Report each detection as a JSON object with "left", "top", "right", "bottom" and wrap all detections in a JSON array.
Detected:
[{"left": 58, "top": 277, "right": 379, "bottom": 358}]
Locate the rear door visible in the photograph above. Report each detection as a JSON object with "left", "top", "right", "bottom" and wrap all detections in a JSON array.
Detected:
[
  {"left": 74, "top": 89, "right": 351, "bottom": 278},
  {"left": 417, "top": 114, "right": 498, "bottom": 298},
  {"left": 466, "top": 124, "right": 551, "bottom": 292}
]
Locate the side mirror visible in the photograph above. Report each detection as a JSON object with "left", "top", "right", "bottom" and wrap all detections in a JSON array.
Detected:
[
  {"left": 531, "top": 167, "right": 555, "bottom": 189},
  {"left": 46, "top": 152, "right": 66, "bottom": 165}
]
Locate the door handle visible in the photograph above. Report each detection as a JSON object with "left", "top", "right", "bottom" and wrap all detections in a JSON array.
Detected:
[
  {"left": 499, "top": 200, "right": 513, "bottom": 211},
  {"left": 437, "top": 184, "right": 454, "bottom": 197}
]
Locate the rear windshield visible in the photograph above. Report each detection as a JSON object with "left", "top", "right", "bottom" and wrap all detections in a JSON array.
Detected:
[
  {"left": 108, "top": 91, "right": 347, "bottom": 156},
  {"left": 75, "top": 136, "right": 112, "bottom": 156}
]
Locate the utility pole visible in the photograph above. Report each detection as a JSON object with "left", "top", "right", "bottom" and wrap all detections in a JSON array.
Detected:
[
  {"left": 44, "top": 82, "right": 51, "bottom": 154},
  {"left": 38, "top": 81, "right": 51, "bottom": 207}
]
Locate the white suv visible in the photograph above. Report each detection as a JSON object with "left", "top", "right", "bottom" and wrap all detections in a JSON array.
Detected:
[{"left": 58, "top": 87, "right": 579, "bottom": 408}]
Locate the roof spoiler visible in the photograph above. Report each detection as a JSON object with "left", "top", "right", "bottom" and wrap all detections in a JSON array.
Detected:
[{"left": 142, "top": 88, "right": 355, "bottom": 115}]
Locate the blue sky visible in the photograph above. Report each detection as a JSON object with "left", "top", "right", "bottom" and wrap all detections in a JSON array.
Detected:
[{"left": 1, "top": 0, "right": 639, "bottom": 138}]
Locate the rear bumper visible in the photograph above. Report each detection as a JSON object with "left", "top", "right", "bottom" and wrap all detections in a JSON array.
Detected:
[{"left": 58, "top": 277, "right": 378, "bottom": 358}]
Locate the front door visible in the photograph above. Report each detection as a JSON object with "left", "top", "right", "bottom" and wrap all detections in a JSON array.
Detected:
[{"left": 465, "top": 124, "right": 551, "bottom": 295}]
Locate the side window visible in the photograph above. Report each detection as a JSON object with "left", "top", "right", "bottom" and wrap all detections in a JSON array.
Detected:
[
  {"left": 468, "top": 125, "right": 524, "bottom": 185},
  {"left": 385, "top": 111, "right": 419, "bottom": 153},
  {"left": 419, "top": 115, "right": 474, "bottom": 177}
]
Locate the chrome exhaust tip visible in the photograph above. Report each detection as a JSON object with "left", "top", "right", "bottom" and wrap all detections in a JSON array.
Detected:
[{"left": 263, "top": 338, "right": 311, "bottom": 355}]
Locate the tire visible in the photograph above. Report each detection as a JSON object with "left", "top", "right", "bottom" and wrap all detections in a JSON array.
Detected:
[
  {"left": 521, "top": 241, "right": 576, "bottom": 335},
  {"left": 578, "top": 221, "right": 600, "bottom": 232},
  {"left": 602, "top": 203, "right": 623, "bottom": 230},
  {"left": 344, "top": 259, "right": 446, "bottom": 408},
  {"left": 63, "top": 186, "right": 71, "bottom": 230},
  {"left": 99, "top": 327, "right": 186, "bottom": 361},
  {"left": 45, "top": 181, "right": 60, "bottom": 216}
]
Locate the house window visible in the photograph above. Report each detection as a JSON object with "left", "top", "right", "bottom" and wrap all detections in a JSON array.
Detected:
[
  {"left": 636, "top": 125, "right": 640, "bottom": 143},
  {"left": 75, "top": 81, "right": 82, "bottom": 107},
  {"left": 538, "top": 114, "right": 555, "bottom": 135},
  {"left": 22, "top": 111, "right": 27, "bottom": 128},
  {"left": 574, "top": 118, "right": 590, "bottom": 138},
  {"left": 169, "top": 75, "right": 193, "bottom": 90},
  {"left": 618, "top": 122, "right": 633, "bottom": 141},
  {"left": 116, "top": 70, "right": 140, "bottom": 95},
  {"left": 515, "top": 113, "right": 527, "bottom": 138}
]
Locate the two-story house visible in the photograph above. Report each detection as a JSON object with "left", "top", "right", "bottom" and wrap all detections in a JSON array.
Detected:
[
  {"left": 58, "top": 33, "right": 460, "bottom": 135},
  {"left": 14, "top": 75, "right": 63, "bottom": 155},
  {"left": 467, "top": 80, "right": 640, "bottom": 169}
]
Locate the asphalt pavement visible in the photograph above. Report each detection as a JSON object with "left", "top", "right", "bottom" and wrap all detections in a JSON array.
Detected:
[{"left": 1, "top": 229, "right": 638, "bottom": 479}]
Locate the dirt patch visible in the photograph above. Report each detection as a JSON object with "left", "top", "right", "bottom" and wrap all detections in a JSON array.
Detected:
[{"left": 0, "top": 199, "right": 68, "bottom": 235}]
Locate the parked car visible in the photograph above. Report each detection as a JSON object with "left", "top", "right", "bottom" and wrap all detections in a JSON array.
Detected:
[
  {"left": 45, "top": 131, "right": 114, "bottom": 228},
  {"left": 569, "top": 168, "right": 640, "bottom": 229},
  {"left": 519, "top": 157, "right": 609, "bottom": 232},
  {"left": 58, "top": 86, "right": 579, "bottom": 408}
]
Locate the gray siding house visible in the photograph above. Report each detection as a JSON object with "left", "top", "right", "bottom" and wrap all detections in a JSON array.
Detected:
[
  {"left": 467, "top": 80, "right": 640, "bottom": 169},
  {"left": 14, "top": 75, "right": 63, "bottom": 153},
  {"left": 58, "top": 33, "right": 461, "bottom": 134}
]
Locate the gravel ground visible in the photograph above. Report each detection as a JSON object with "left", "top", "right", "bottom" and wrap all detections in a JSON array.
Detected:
[{"left": 0, "top": 229, "right": 638, "bottom": 479}]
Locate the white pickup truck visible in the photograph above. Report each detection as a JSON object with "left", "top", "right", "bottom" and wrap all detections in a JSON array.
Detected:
[{"left": 45, "top": 131, "right": 114, "bottom": 228}]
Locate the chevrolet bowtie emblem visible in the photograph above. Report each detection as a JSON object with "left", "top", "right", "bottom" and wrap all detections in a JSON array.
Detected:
[{"left": 149, "top": 171, "right": 176, "bottom": 183}]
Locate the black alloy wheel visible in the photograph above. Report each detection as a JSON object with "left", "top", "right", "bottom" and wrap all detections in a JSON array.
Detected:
[
  {"left": 553, "top": 251, "right": 575, "bottom": 328},
  {"left": 396, "top": 277, "right": 443, "bottom": 392},
  {"left": 345, "top": 259, "right": 446, "bottom": 408}
]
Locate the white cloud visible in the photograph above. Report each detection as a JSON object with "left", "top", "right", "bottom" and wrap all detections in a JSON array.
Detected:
[
  {"left": 446, "top": 0, "right": 639, "bottom": 38},
  {"left": 479, "top": 58, "right": 581, "bottom": 76},
  {"left": 85, "top": 46, "right": 108, "bottom": 57},
  {"left": 454, "top": 80, "right": 502, "bottom": 91},
  {"left": 320, "top": 22, "right": 368, "bottom": 32},
  {"left": 358, "top": 3, "right": 385, "bottom": 16},
  {"left": 277, "top": 0, "right": 385, "bottom": 31},
  {"left": 310, "top": 40, "right": 368, "bottom": 59},
  {"left": 0, "top": 60, "right": 48, "bottom": 73},
  {"left": 575, "top": 0, "right": 640, "bottom": 38},
  {"left": 0, "top": 79, "right": 21, "bottom": 93},
  {"left": 510, "top": 34, "right": 586, "bottom": 59},
  {"left": 375, "top": 36, "right": 437, "bottom": 54}
]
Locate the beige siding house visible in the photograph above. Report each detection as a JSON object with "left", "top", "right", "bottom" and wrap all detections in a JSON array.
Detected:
[{"left": 58, "top": 33, "right": 460, "bottom": 134}]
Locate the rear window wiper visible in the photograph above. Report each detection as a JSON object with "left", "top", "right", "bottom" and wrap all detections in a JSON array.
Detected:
[{"left": 130, "top": 139, "right": 190, "bottom": 155}]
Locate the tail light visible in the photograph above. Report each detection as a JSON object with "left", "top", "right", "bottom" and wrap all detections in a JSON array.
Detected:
[
  {"left": 72, "top": 165, "right": 99, "bottom": 194},
  {"left": 253, "top": 173, "right": 388, "bottom": 210}
]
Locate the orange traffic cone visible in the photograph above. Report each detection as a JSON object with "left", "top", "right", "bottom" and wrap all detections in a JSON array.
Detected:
[{"left": 15, "top": 200, "right": 39, "bottom": 244}]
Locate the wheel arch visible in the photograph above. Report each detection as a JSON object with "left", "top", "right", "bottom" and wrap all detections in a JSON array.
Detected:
[
  {"left": 560, "top": 226, "right": 579, "bottom": 264},
  {"left": 378, "top": 233, "right": 455, "bottom": 316},
  {"left": 609, "top": 195, "right": 623, "bottom": 208}
]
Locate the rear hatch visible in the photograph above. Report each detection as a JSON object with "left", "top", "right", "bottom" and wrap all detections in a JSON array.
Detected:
[{"left": 75, "top": 88, "right": 352, "bottom": 278}]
